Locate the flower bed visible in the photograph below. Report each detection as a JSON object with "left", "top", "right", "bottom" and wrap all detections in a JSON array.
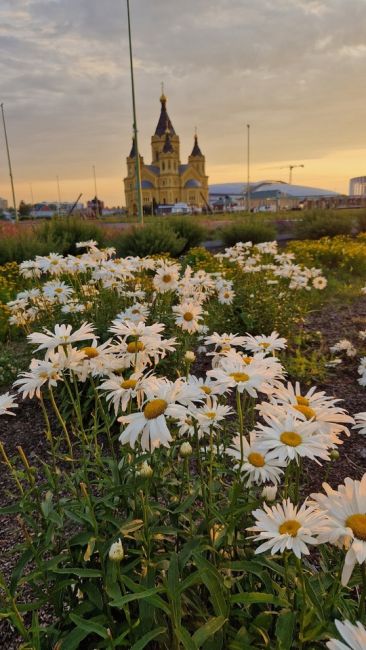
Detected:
[{"left": 0, "top": 241, "right": 365, "bottom": 648}]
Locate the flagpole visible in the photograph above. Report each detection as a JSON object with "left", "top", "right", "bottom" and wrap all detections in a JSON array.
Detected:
[
  {"left": 1, "top": 103, "right": 18, "bottom": 222},
  {"left": 126, "top": 0, "right": 143, "bottom": 224}
]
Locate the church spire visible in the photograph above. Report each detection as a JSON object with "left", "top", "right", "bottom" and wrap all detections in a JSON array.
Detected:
[
  {"left": 154, "top": 90, "right": 176, "bottom": 137},
  {"left": 128, "top": 136, "right": 137, "bottom": 158},
  {"left": 190, "top": 132, "right": 203, "bottom": 157}
]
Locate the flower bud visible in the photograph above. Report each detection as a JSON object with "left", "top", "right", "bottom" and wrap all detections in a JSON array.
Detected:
[
  {"left": 261, "top": 485, "right": 277, "bottom": 502},
  {"left": 329, "top": 449, "right": 340, "bottom": 461},
  {"left": 180, "top": 441, "right": 193, "bottom": 458},
  {"left": 138, "top": 460, "right": 153, "bottom": 478},
  {"left": 108, "top": 538, "right": 124, "bottom": 562},
  {"left": 184, "top": 351, "right": 196, "bottom": 363}
]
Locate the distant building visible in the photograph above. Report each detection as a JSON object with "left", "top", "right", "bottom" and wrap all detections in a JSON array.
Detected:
[
  {"left": 209, "top": 181, "right": 340, "bottom": 211},
  {"left": 30, "top": 201, "right": 84, "bottom": 218},
  {"left": 124, "top": 92, "right": 209, "bottom": 215},
  {"left": 349, "top": 176, "right": 366, "bottom": 196},
  {"left": 0, "top": 197, "right": 8, "bottom": 211}
]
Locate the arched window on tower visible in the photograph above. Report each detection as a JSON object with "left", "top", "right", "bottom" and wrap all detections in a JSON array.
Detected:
[{"left": 162, "top": 162, "right": 165, "bottom": 171}]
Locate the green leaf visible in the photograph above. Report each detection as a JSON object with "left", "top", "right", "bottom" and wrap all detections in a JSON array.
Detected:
[
  {"left": 10, "top": 548, "right": 33, "bottom": 595},
  {"left": 194, "top": 554, "right": 228, "bottom": 617},
  {"left": 276, "top": 611, "right": 295, "bottom": 649},
  {"left": 130, "top": 626, "right": 166, "bottom": 650},
  {"left": 60, "top": 626, "right": 91, "bottom": 650},
  {"left": 175, "top": 626, "right": 197, "bottom": 650},
  {"left": 110, "top": 586, "right": 163, "bottom": 607},
  {"left": 192, "top": 616, "right": 227, "bottom": 647},
  {"left": 54, "top": 567, "right": 102, "bottom": 578},
  {"left": 69, "top": 613, "right": 109, "bottom": 639},
  {"left": 167, "top": 553, "right": 181, "bottom": 628},
  {"left": 231, "top": 592, "right": 284, "bottom": 606}
]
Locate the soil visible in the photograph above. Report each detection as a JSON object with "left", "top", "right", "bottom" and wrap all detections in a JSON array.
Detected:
[{"left": 0, "top": 297, "right": 365, "bottom": 647}]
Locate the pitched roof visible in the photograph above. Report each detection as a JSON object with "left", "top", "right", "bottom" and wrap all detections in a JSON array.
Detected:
[
  {"left": 146, "top": 165, "right": 160, "bottom": 175},
  {"left": 155, "top": 95, "right": 176, "bottom": 137},
  {"left": 128, "top": 137, "right": 136, "bottom": 158},
  {"left": 190, "top": 134, "right": 203, "bottom": 157}
]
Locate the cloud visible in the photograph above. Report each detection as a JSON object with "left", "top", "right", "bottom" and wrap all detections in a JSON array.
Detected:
[{"left": 0, "top": 0, "right": 365, "bottom": 204}]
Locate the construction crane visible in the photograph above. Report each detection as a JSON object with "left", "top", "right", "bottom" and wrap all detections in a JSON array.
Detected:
[
  {"left": 280, "top": 164, "right": 304, "bottom": 185},
  {"left": 260, "top": 163, "right": 305, "bottom": 185}
]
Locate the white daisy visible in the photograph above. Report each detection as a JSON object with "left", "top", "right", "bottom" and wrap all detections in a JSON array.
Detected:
[
  {"left": 312, "top": 475, "right": 366, "bottom": 586},
  {"left": 255, "top": 412, "right": 330, "bottom": 464},
  {"left": 327, "top": 619, "right": 366, "bottom": 650},
  {"left": 0, "top": 392, "right": 18, "bottom": 416},
  {"left": 243, "top": 331, "right": 287, "bottom": 355},
  {"left": 13, "top": 359, "right": 61, "bottom": 399},
  {"left": 153, "top": 263, "right": 180, "bottom": 293},
  {"left": 28, "top": 322, "right": 96, "bottom": 357},
  {"left": 118, "top": 379, "right": 187, "bottom": 451},
  {"left": 172, "top": 302, "right": 203, "bottom": 334},
  {"left": 354, "top": 412, "right": 366, "bottom": 436},
  {"left": 248, "top": 498, "right": 325, "bottom": 558},
  {"left": 225, "top": 431, "right": 286, "bottom": 485}
]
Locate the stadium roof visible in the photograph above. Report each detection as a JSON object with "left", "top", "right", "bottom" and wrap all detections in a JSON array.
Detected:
[{"left": 209, "top": 180, "right": 340, "bottom": 199}]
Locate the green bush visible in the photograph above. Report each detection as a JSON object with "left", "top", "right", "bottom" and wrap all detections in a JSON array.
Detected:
[
  {"left": 221, "top": 219, "right": 276, "bottom": 247},
  {"left": 356, "top": 209, "right": 366, "bottom": 233},
  {"left": 37, "top": 218, "right": 106, "bottom": 255},
  {"left": 0, "top": 233, "right": 51, "bottom": 265},
  {"left": 113, "top": 222, "right": 186, "bottom": 257},
  {"left": 165, "top": 217, "right": 205, "bottom": 253},
  {"left": 294, "top": 210, "right": 354, "bottom": 240},
  {"left": 0, "top": 218, "right": 106, "bottom": 264}
]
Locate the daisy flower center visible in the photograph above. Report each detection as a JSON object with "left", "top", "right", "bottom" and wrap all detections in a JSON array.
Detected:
[
  {"left": 144, "top": 399, "right": 168, "bottom": 420},
  {"left": 230, "top": 372, "right": 249, "bottom": 383},
  {"left": 247, "top": 452, "right": 265, "bottom": 467},
  {"left": 162, "top": 274, "right": 172, "bottom": 283},
  {"left": 296, "top": 395, "right": 309, "bottom": 407},
  {"left": 121, "top": 379, "right": 137, "bottom": 390},
  {"left": 81, "top": 346, "right": 99, "bottom": 358},
  {"left": 205, "top": 412, "right": 216, "bottom": 419},
  {"left": 279, "top": 519, "right": 301, "bottom": 537},
  {"left": 127, "top": 341, "right": 145, "bottom": 353},
  {"left": 201, "top": 386, "right": 212, "bottom": 395},
  {"left": 280, "top": 431, "right": 302, "bottom": 447},
  {"left": 242, "top": 356, "right": 252, "bottom": 364},
  {"left": 54, "top": 288, "right": 63, "bottom": 294},
  {"left": 183, "top": 312, "right": 194, "bottom": 321},
  {"left": 260, "top": 342, "right": 270, "bottom": 349},
  {"left": 346, "top": 514, "right": 366, "bottom": 541},
  {"left": 294, "top": 404, "right": 316, "bottom": 420}
]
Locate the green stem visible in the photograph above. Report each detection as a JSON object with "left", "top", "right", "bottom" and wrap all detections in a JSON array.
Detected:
[
  {"left": 358, "top": 562, "right": 366, "bottom": 621},
  {"left": 48, "top": 386, "right": 73, "bottom": 458},
  {"left": 236, "top": 389, "right": 244, "bottom": 469}
]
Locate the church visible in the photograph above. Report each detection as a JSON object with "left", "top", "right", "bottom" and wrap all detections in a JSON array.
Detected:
[{"left": 124, "top": 92, "right": 209, "bottom": 215}]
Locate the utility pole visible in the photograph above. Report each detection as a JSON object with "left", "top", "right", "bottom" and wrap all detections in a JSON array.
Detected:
[
  {"left": 1, "top": 103, "right": 18, "bottom": 222},
  {"left": 246, "top": 123, "right": 251, "bottom": 213},
  {"left": 92, "top": 164, "right": 99, "bottom": 218},
  {"left": 126, "top": 0, "right": 143, "bottom": 224}
]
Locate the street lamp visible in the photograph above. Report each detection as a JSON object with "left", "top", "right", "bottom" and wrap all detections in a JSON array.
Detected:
[
  {"left": 126, "top": 0, "right": 143, "bottom": 224},
  {"left": 246, "top": 124, "right": 251, "bottom": 213}
]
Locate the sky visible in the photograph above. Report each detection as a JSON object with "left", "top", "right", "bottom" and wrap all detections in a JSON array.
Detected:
[{"left": 0, "top": 0, "right": 366, "bottom": 207}]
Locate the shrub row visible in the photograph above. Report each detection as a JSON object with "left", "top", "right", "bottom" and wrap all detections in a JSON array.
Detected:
[{"left": 0, "top": 209, "right": 365, "bottom": 263}]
